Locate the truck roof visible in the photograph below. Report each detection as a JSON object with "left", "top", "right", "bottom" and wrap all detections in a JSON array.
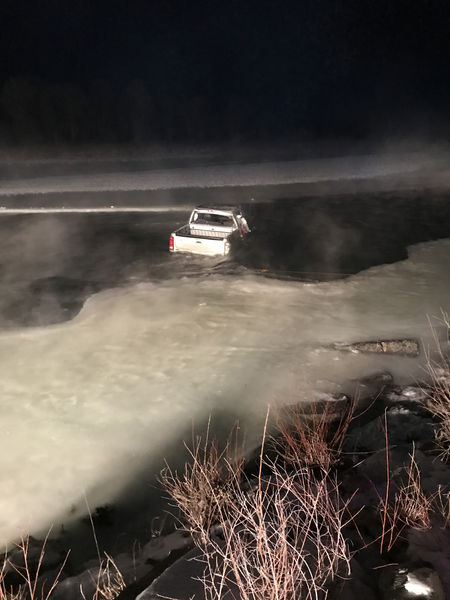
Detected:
[{"left": 193, "top": 205, "right": 241, "bottom": 214}]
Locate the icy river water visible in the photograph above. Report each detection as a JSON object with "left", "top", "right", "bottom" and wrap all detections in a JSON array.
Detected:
[{"left": 0, "top": 150, "right": 449, "bottom": 553}]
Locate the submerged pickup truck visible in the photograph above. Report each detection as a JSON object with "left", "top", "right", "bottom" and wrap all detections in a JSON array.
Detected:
[{"left": 169, "top": 206, "right": 250, "bottom": 256}]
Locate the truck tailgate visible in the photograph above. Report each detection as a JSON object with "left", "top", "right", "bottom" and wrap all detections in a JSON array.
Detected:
[{"left": 174, "top": 235, "right": 226, "bottom": 255}]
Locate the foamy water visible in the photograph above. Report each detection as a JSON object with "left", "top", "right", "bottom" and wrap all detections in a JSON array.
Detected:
[{"left": 0, "top": 237, "right": 449, "bottom": 546}]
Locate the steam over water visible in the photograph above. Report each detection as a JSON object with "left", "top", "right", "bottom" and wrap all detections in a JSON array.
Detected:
[{"left": 0, "top": 150, "right": 449, "bottom": 549}]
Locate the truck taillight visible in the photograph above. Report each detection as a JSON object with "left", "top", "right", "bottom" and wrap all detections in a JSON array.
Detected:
[{"left": 169, "top": 235, "right": 174, "bottom": 251}]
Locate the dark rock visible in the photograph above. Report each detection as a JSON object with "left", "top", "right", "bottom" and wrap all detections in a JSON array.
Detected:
[
  {"left": 142, "top": 530, "right": 192, "bottom": 563},
  {"left": 346, "top": 370, "right": 394, "bottom": 403},
  {"left": 341, "top": 470, "right": 386, "bottom": 511},
  {"left": 352, "top": 447, "right": 450, "bottom": 505},
  {"left": 135, "top": 546, "right": 206, "bottom": 600},
  {"left": 116, "top": 543, "right": 194, "bottom": 600},
  {"left": 53, "top": 551, "right": 150, "bottom": 600},
  {"left": 52, "top": 567, "right": 100, "bottom": 600},
  {"left": 407, "top": 524, "right": 450, "bottom": 594},
  {"left": 329, "top": 557, "right": 378, "bottom": 600},
  {"left": 344, "top": 407, "right": 435, "bottom": 453},
  {"left": 279, "top": 392, "right": 351, "bottom": 424}
]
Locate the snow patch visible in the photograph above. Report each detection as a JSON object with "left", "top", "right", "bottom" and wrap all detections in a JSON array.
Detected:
[{"left": 405, "top": 572, "right": 433, "bottom": 596}]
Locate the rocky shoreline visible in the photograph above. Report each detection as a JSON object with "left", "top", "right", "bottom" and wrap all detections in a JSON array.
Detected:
[{"left": 2, "top": 340, "right": 450, "bottom": 600}]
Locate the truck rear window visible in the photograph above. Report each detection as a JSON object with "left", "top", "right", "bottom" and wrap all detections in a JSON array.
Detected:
[{"left": 192, "top": 212, "right": 234, "bottom": 227}]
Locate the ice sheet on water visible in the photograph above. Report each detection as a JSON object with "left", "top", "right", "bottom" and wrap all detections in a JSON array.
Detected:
[{"left": 0, "top": 238, "right": 449, "bottom": 546}]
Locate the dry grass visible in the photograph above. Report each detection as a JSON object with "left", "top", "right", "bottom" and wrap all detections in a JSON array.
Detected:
[
  {"left": 424, "top": 312, "right": 450, "bottom": 461},
  {"left": 380, "top": 446, "right": 433, "bottom": 552},
  {"left": 80, "top": 494, "right": 127, "bottom": 600},
  {"left": 83, "top": 554, "right": 126, "bottom": 600},
  {"left": 0, "top": 534, "right": 68, "bottom": 600},
  {"left": 0, "top": 534, "right": 126, "bottom": 600},
  {"left": 161, "top": 410, "right": 352, "bottom": 600},
  {"left": 392, "top": 446, "right": 433, "bottom": 530},
  {"left": 273, "top": 399, "right": 354, "bottom": 471},
  {"left": 159, "top": 422, "right": 245, "bottom": 543}
]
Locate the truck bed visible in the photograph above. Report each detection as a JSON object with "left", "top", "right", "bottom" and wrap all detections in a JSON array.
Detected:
[{"left": 175, "top": 225, "right": 229, "bottom": 240}]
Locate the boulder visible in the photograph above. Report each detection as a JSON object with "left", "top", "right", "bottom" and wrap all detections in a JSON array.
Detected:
[
  {"left": 51, "top": 567, "right": 101, "bottom": 600},
  {"left": 136, "top": 546, "right": 206, "bottom": 600},
  {"left": 142, "top": 530, "right": 192, "bottom": 563},
  {"left": 136, "top": 541, "right": 239, "bottom": 600}
]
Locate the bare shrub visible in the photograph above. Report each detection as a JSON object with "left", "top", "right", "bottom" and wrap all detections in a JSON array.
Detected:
[
  {"left": 159, "top": 422, "right": 245, "bottom": 543},
  {"left": 0, "top": 556, "right": 26, "bottom": 600},
  {"left": 273, "top": 399, "right": 354, "bottom": 471},
  {"left": 162, "top": 411, "right": 352, "bottom": 600},
  {"left": 205, "top": 465, "right": 351, "bottom": 600}
]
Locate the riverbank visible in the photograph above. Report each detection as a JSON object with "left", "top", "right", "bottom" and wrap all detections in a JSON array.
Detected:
[{"left": 2, "top": 327, "right": 449, "bottom": 599}]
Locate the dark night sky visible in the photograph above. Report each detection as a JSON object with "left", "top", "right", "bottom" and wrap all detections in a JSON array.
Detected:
[{"left": 1, "top": 0, "right": 450, "bottom": 141}]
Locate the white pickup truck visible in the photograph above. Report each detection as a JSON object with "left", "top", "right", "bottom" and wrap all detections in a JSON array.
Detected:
[{"left": 169, "top": 206, "right": 250, "bottom": 256}]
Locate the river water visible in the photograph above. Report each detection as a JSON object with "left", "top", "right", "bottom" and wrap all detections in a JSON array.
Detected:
[{"left": 0, "top": 151, "right": 449, "bottom": 553}]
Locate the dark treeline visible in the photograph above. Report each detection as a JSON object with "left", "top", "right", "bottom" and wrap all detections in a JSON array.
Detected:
[
  {"left": 0, "top": 77, "right": 301, "bottom": 145},
  {"left": 1, "top": 74, "right": 450, "bottom": 146},
  {"left": 0, "top": 76, "right": 358, "bottom": 145},
  {"left": 2, "top": 75, "right": 446, "bottom": 147},
  {"left": 2, "top": 76, "right": 324, "bottom": 145},
  {"left": 0, "top": 77, "right": 233, "bottom": 144}
]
